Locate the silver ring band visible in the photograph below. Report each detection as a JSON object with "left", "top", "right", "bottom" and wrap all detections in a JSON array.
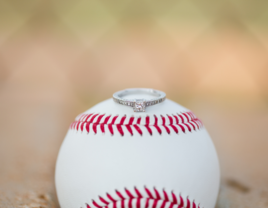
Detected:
[{"left": 113, "top": 88, "right": 166, "bottom": 112}]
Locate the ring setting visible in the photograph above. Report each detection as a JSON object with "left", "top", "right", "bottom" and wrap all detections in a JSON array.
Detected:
[{"left": 113, "top": 88, "right": 166, "bottom": 112}]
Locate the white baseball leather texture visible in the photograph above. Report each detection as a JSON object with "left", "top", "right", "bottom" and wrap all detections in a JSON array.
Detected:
[{"left": 55, "top": 97, "right": 220, "bottom": 208}]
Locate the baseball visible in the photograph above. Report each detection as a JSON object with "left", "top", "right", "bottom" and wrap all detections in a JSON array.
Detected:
[{"left": 55, "top": 90, "right": 220, "bottom": 208}]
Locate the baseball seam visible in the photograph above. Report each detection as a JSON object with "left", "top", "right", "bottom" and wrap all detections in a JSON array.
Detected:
[
  {"left": 84, "top": 187, "right": 201, "bottom": 208},
  {"left": 70, "top": 111, "right": 203, "bottom": 136}
]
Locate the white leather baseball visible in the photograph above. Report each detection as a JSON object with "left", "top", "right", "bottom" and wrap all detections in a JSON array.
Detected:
[{"left": 55, "top": 97, "right": 220, "bottom": 208}]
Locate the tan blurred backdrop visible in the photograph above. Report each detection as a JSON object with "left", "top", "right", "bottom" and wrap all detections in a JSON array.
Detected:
[{"left": 0, "top": 1, "right": 268, "bottom": 208}]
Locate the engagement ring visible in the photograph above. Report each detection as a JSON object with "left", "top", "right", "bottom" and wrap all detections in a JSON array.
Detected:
[{"left": 113, "top": 88, "right": 166, "bottom": 112}]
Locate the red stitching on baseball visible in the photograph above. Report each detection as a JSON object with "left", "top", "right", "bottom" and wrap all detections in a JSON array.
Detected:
[
  {"left": 161, "top": 116, "right": 170, "bottom": 134},
  {"left": 153, "top": 115, "right": 162, "bottom": 134},
  {"left": 137, "top": 117, "right": 141, "bottom": 125},
  {"left": 85, "top": 114, "right": 99, "bottom": 133},
  {"left": 178, "top": 196, "right": 184, "bottom": 208},
  {"left": 108, "top": 116, "right": 118, "bottom": 135},
  {"left": 70, "top": 111, "right": 203, "bottom": 136},
  {"left": 178, "top": 114, "right": 191, "bottom": 132},
  {"left": 133, "top": 124, "right": 142, "bottom": 135},
  {"left": 186, "top": 198, "right": 191, "bottom": 208},
  {"left": 85, "top": 187, "right": 201, "bottom": 208},
  {"left": 125, "top": 116, "right": 135, "bottom": 136},
  {"left": 93, "top": 114, "right": 105, "bottom": 134},
  {"left": 167, "top": 115, "right": 178, "bottom": 134},
  {"left": 85, "top": 114, "right": 93, "bottom": 132},
  {"left": 145, "top": 116, "right": 152, "bottom": 135},
  {"left": 172, "top": 115, "right": 185, "bottom": 133},
  {"left": 101, "top": 115, "right": 111, "bottom": 133}
]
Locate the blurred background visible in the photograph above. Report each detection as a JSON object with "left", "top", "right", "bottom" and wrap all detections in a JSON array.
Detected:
[{"left": 0, "top": 0, "right": 268, "bottom": 207}]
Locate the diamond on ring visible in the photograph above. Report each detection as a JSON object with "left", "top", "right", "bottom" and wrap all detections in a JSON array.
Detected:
[{"left": 133, "top": 99, "right": 146, "bottom": 112}]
